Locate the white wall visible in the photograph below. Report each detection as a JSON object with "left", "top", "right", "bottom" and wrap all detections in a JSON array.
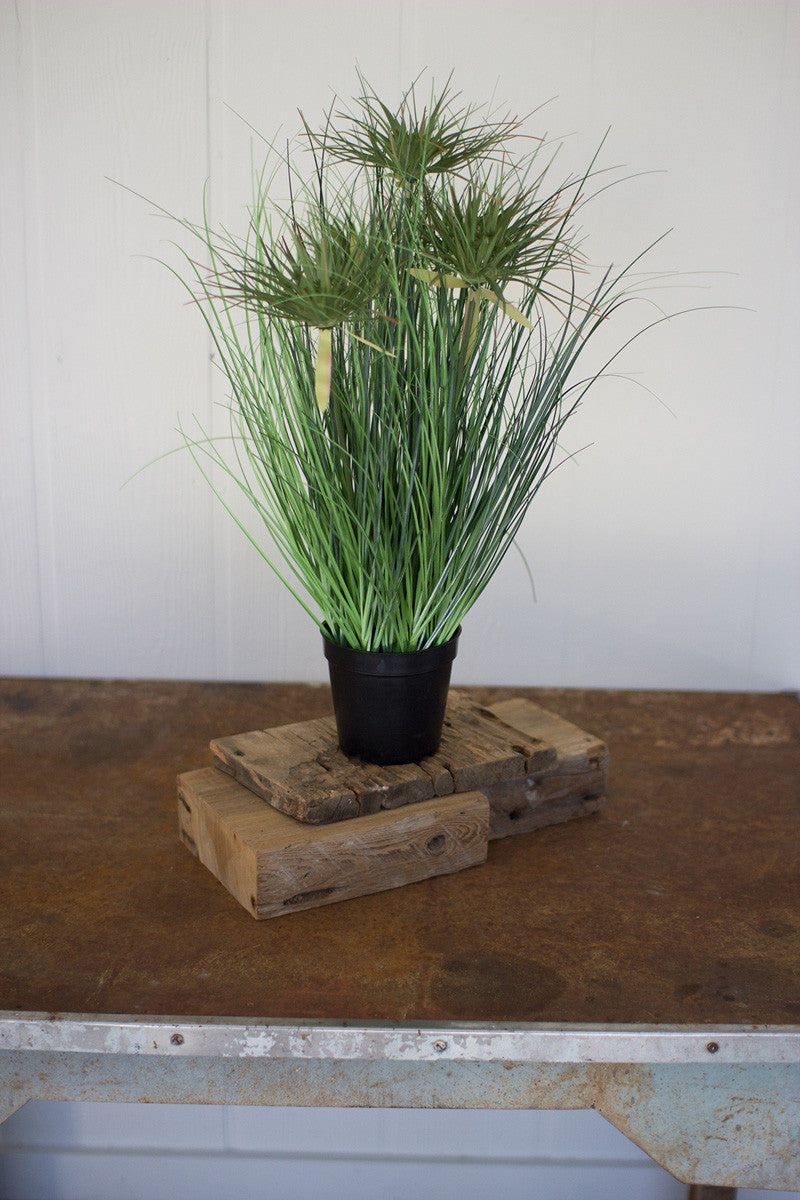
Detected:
[
  {"left": 2, "top": 1100, "right": 798, "bottom": 1200},
  {"left": 2, "top": 0, "right": 798, "bottom": 690}
]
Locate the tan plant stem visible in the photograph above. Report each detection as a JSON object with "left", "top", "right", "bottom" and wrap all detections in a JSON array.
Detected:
[{"left": 315, "top": 327, "right": 333, "bottom": 413}]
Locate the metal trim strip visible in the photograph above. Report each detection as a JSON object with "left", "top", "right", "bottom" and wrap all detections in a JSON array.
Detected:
[{"left": 2, "top": 1014, "right": 799, "bottom": 1063}]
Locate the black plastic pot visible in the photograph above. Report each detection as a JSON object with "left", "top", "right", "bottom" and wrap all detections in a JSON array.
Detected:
[{"left": 323, "top": 629, "right": 460, "bottom": 765}]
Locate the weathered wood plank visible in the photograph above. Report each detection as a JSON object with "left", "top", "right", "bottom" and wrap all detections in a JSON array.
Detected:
[
  {"left": 424, "top": 691, "right": 556, "bottom": 790},
  {"left": 211, "top": 717, "right": 364, "bottom": 823},
  {"left": 178, "top": 769, "right": 489, "bottom": 919},
  {"left": 486, "top": 698, "right": 608, "bottom": 778},
  {"left": 441, "top": 692, "right": 559, "bottom": 775},
  {"left": 482, "top": 699, "right": 609, "bottom": 840},
  {"left": 483, "top": 775, "right": 604, "bottom": 840},
  {"left": 210, "top": 692, "right": 559, "bottom": 825}
]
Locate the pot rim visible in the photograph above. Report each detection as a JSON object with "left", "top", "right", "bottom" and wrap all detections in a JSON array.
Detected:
[{"left": 322, "top": 627, "right": 460, "bottom": 677}]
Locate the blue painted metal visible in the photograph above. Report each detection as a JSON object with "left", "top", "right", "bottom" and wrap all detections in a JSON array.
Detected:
[{"left": 1, "top": 1015, "right": 798, "bottom": 1189}]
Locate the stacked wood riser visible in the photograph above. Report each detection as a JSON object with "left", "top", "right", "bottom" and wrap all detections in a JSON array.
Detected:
[{"left": 178, "top": 692, "right": 608, "bottom": 919}]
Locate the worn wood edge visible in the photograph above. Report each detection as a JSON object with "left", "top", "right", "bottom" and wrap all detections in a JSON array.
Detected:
[
  {"left": 211, "top": 744, "right": 362, "bottom": 825},
  {"left": 178, "top": 769, "right": 258, "bottom": 913},
  {"left": 457, "top": 692, "right": 560, "bottom": 774},
  {"left": 486, "top": 698, "right": 608, "bottom": 771},
  {"left": 480, "top": 698, "right": 608, "bottom": 840},
  {"left": 208, "top": 693, "right": 567, "bottom": 826},
  {"left": 427, "top": 690, "right": 559, "bottom": 786},
  {"left": 177, "top": 769, "right": 490, "bottom": 920},
  {"left": 429, "top": 693, "right": 529, "bottom": 788},
  {"left": 206, "top": 695, "right": 607, "bottom": 841},
  {"left": 262, "top": 791, "right": 491, "bottom": 920},
  {"left": 210, "top": 735, "right": 363, "bottom": 825},
  {"left": 210, "top": 723, "right": 434, "bottom": 824},
  {"left": 486, "top": 788, "right": 604, "bottom": 841}
]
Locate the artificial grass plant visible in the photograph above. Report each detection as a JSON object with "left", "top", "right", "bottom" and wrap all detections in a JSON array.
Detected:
[{"left": 166, "top": 76, "right": 657, "bottom": 653}]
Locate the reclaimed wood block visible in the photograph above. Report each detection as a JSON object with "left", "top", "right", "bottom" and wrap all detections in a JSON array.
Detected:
[
  {"left": 178, "top": 768, "right": 489, "bottom": 919},
  {"left": 210, "top": 692, "right": 557, "bottom": 826},
  {"left": 437, "top": 692, "right": 559, "bottom": 786},
  {"left": 481, "top": 699, "right": 609, "bottom": 840}
]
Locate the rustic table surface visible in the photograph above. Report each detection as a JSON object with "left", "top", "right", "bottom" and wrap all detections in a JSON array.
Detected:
[{"left": 1, "top": 678, "right": 798, "bottom": 1193}]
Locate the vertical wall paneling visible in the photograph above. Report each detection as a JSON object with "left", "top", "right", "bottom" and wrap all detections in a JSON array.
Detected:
[
  {"left": 1, "top": 3, "right": 45, "bottom": 673},
  {"left": 747, "top": 0, "right": 800, "bottom": 688},
  {"left": 6, "top": 2, "right": 219, "bottom": 680}
]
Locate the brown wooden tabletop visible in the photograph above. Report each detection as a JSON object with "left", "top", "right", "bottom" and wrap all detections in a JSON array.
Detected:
[{"left": 1, "top": 679, "right": 798, "bottom": 1026}]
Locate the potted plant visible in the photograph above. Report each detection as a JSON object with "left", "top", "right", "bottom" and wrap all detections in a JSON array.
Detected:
[{"left": 162, "top": 77, "right": 655, "bottom": 765}]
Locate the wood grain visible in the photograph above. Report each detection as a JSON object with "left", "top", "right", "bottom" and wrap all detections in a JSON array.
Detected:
[
  {"left": 211, "top": 691, "right": 557, "bottom": 825},
  {"left": 209, "top": 693, "right": 606, "bottom": 840},
  {"left": 178, "top": 769, "right": 489, "bottom": 919},
  {"left": 482, "top": 699, "right": 609, "bottom": 840}
]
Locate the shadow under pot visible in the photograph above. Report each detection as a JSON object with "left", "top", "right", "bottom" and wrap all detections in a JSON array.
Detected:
[{"left": 323, "top": 629, "right": 460, "bottom": 766}]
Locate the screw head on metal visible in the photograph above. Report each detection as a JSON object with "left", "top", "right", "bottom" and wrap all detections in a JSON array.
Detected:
[
  {"left": 706, "top": 1041, "right": 719, "bottom": 1054},
  {"left": 433, "top": 1039, "right": 448, "bottom": 1053},
  {"left": 170, "top": 1032, "right": 185, "bottom": 1046}
]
